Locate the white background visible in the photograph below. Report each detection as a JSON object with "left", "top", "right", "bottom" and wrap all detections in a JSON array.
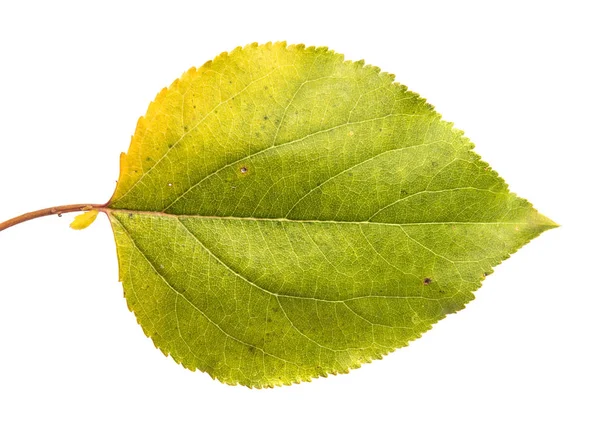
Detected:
[{"left": 0, "top": 1, "right": 598, "bottom": 442}]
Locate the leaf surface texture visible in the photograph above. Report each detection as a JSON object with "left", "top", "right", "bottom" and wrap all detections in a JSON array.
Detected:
[{"left": 107, "top": 43, "right": 555, "bottom": 387}]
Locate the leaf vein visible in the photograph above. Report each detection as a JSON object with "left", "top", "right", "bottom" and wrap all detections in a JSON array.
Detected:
[
  {"left": 113, "top": 216, "right": 300, "bottom": 367},
  {"left": 176, "top": 219, "right": 353, "bottom": 352},
  {"left": 161, "top": 112, "right": 423, "bottom": 212},
  {"left": 114, "top": 66, "right": 283, "bottom": 204},
  {"left": 285, "top": 140, "right": 445, "bottom": 217}
]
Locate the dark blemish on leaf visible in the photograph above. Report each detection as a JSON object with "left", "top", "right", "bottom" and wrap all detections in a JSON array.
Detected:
[
  {"left": 168, "top": 144, "right": 173, "bottom": 149},
  {"left": 229, "top": 80, "right": 232, "bottom": 84},
  {"left": 146, "top": 157, "right": 151, "bottom": 161},
  {"left": 423, "top": 278, "right": 432, "bottom": 286},
  {"left": 264, "top": 86, "right": 268, "bottom": 90},
  {"left": 193, "top": 105, "right": 196, "bottom": 109},
  {"left": 184, "top": 126, "right": 188, "bottom": 131},
  {"left": 267, "top": 317, "right": 272, "bottom": 323},
  {"left": 240, "top": 167, "right": 248, "bottom": 174},
  {"left": 128, "top": 213, "right": 133, "bottom": 219},
  {"left": 483, "top": 272, "right": 490, "bottom": 277},
  {"left": 263, "top": 115, "right": 269, "bottom": 120},
  {"left": 400, "top": 189, "right": 408, "bottom": 195},
  {"left": 431, "top": 161, "right": 438, "bottom": 167},
  {"left": 248, "top": 346, "right": 255, "bottom": 353},
  {"left": 272, "top": 307, "right": 279, "bottom": 313}
]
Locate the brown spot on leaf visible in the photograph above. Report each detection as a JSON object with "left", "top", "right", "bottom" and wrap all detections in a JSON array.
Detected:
[{"left": 423, "top": 278, "right": 432, "bottom": 286}]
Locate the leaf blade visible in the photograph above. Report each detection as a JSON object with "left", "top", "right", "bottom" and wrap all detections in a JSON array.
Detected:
[{"left": 107, "top": 42, "right": 555, "bottom": 387}]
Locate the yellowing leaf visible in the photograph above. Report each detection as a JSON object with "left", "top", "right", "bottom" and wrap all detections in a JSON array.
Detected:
[
  {"left": 70, "top": 210, "right": 99, "bottom": 230},
  {"left": 103, "top": 43, "right": 555, "bottom": 387},
  {"left": 0, "top": 42, "right": 556, "bottom": 388}
]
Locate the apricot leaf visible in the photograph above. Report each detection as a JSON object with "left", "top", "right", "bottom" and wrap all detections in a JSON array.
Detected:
[{"left": 0, "top": 43, "right": 556, "bottom": 388}]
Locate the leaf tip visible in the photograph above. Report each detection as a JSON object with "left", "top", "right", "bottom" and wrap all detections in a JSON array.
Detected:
[{"left": 530, "top": 210, "right": 559, "bottom": 231}]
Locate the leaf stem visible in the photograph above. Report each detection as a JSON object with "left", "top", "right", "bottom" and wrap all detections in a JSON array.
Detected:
[{"left": 0, "top": 204, "right": 106, "bottom": 232}]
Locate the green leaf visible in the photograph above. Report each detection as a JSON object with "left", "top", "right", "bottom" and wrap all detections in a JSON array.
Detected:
[{"left": 105, "top": 42, "right": 555, "bottom": 387}]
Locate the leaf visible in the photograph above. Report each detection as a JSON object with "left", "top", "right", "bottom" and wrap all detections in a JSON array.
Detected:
[
  {"left": 102, "top": 42, "right": 555, "bottom": 387},
  {"left": 70, "top": 210, "right": 98, "bottom": 230}
]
